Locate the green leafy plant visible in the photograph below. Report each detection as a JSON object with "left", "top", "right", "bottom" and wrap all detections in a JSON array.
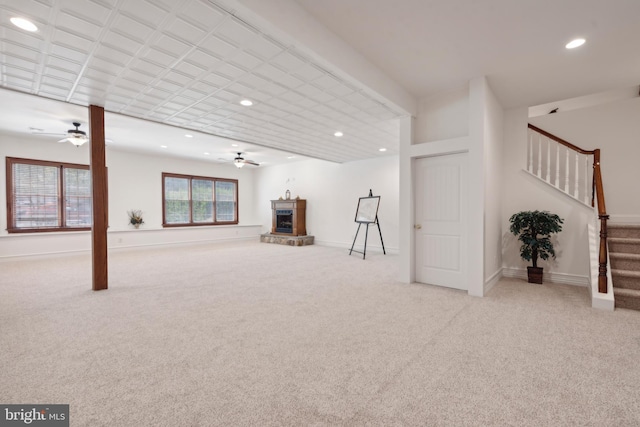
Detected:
[
  {"left": 127, "top": 209, "right": 144, "bottom": 226},
  {"left": 509, "top": 210, "right": 563, "bottom": 268}
]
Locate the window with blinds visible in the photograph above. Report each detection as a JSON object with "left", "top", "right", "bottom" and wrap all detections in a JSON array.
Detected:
[
  {"left": 7, "top": 157, "right": 92, "bottom": 233},
  {"left": 162, "top": 173, "right": 238, "bottom": 226}
]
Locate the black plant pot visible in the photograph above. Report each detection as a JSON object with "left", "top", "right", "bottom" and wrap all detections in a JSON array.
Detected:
[{"left": 527, "top": 266, "right": 543, "bottom": 284}]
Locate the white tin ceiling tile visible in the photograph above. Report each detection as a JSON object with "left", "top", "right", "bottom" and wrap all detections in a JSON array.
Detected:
[
  {"left": 244, "top": 90, "right": 270, "bottom": 103},
  {"left": 215, "top": 17, "right": 258, "bottom": 48},
  {"left": 103, "top": 99, "right": 127, "bottom": 111},
  {"left": 104, "top": 93, "right": 133, "bottom": 105},
  {"left": 143, "top": 86, "right": 173, "bottom": 100},
  {"left": 201, "top": 72, "right": 230, "bottom": 87},
  {"left": 59, "top": 0, "right": 111, "bottom": 24},
  {"left": 155, "top": 79, "right": 182, "bottom": 93},
  {"left": 3, "top": 27, "right": 45, "bottom": 50},
  {"left": 295, "top": 97, "right": 319, "bottom": 110},
  {"left": 2, "top": 0, "right": 52, "bottom": 21},
  {"left": 56, "top": 10, "right": 103, "bottom": 36},
  {"left": 2, "top": 42, "right": 40, "bottom": 62},
  {"left": 168, "top": 95, "right": 194, "bottom": 107},
  {"left": 199, "top": 35, "right": 238, "bottom": 59},
  {"left": 46, "top": 56, "right": 83, "bottom": 74},
  {"left": 166, "top": 17, "right": 207, "bottom": 45},
  {"left": 343, "top": 91, "right": 375, "bottom": 108},
  {"left": 3, "top": 54, "right": 38, "bottom": 72},
  {"left": 85, "top": 62, "right": 119, "bottom": 81},
  {"left": 190, "top": 81, "right": 218, "bottom": 94},
  {"left": 181, "top": 88, "right": 207, "bottom": 100},
  {"left": 311, "top": 74, "right": 341, "bottom": 90},
  {"left": 118, "top": 0, "right": 168, "bottom": 28},
  {"left": 43, "top": 66, "right": 76, "bottom": 82},
  {"left": 271, "top": 52, "right": 307, "bottom": 74},
  {"left": 174, "top": 61, "right": 206, "bottom": 78},
  {"left": 225, "top": 82, "right": 253, "bottom": 96},
  {"left": 163, "top": 70, "right": 193, "bottom": 86},
  {"left": 111, "top": 13, "right": 155, "bottom": 42},
  {"left": 130, "top": 58, "right": 166, "bottom": 77},
  {"left": 260, "top": 83, "right": 289, "bottom": 97},
  {"left": 214, "top": 62, "right": 245, "bottom": 80},
  {"left": 326, "top": 83, "right": 355, "bottom": 98},
  {"left": 296, "top": 84, "right": 333, "bottom": 103},
  {"left": 73, "top": 84, "right": 105, "bottom": 98},
  {"left": 153, "top": 34, "right": 192, "bottom": 59},
  {"left": 178, "top": 0, "right": 226, "bottom": 31},
  {"left": 142, "top": 48, "right": 178, "bottom": 66},
  {"left": 237, "top": 73, "right": 269, "bottom": 90},
  {"left": 52, "top": 28, "right": 94, "bottom": 53},
  {"left": 3, "top": 75, "right": 33, "bottom": 91},
  {"left": 102, "top": 31, "right": 144, "bottom": 55},
  {"left": 228, "top": 51, "right": 262, "bottom": 71},
  {"left": 123, "top": 106, "right": 151, "bottom": 117},
  {"left": 93, "top": 44, "right": 133, "bottom": 66},
  {"left": 121, "top": 69, "right": 155, "bottom": 85},
  {"left": 49, "top": 44, "right": 88, "bottom": 64},
  {"left": 114, "top": 79, "right": 147, "bottom": 94},
  {"left": 291, "top": 63, "right": 325, "bottom": 82},
  {"left": 278, "top": 91, "right": 304, "bottom": 104},
  {"left": 3, "top": 67, "right": 36, "bottom": 82},
  {"left": 245, "top": 36, "right": 284, "bottom": 60},
  {"left": 185, "top": 49, "right": 221, "bottom": 70},
  {"left": 38, "top": 88, "right": 67, "bottom": 100}
]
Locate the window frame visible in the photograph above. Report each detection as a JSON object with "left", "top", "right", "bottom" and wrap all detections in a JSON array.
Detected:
[
  {"left": 162, "top": 172, "right": 239, "bottom": 227},
  {"left": 6, "top": 157, "right": 92, "bottom": 233}
]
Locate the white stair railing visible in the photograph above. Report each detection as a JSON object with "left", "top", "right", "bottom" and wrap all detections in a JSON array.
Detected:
[{"left": 526, "top": 126, "right": 593, "bottom": 206}]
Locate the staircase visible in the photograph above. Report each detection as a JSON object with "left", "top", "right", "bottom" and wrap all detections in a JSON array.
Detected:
[{"left": 609, "top": 224, "right": 640, "bottom": 310}]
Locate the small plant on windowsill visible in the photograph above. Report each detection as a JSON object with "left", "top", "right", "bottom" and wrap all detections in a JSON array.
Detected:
[{"left": 127, "top": 209, "right": 144, "bottom": 229}]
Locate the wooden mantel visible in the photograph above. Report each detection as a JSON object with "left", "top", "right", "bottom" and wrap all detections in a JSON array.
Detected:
[{"left": 271, "top": 199, "right": 306, "bottom": 236}]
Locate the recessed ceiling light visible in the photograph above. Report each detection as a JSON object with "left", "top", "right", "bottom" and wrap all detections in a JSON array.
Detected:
[
  {"left": 565, "top": 38, "right": 585, "bottom": 49},
  {"left": 160, "top": 145, "right": 168, "bottom": 148},
  {"left": 334, "top": 131, "right": 343, "bottom": 137},
  {"left": 10, "top": 17, "right": 38, "bottom": 32},
  {"left": 240, "top": 99, "right": 253, "bottom": 106},
  {"left": 185, "top": 134, "right": 193, "bottom": 138},
  {"left": 287, "top": 156, "right": 295, "bottom": 159},
  {"left": 231, "top": 143, "right": 238, "bottom": 147},
  {"left": 204, "top": 152, "right": 210, "bottom": 155},
  {"left": 379, "top": 148, "right": 387, "bottom": 152}
]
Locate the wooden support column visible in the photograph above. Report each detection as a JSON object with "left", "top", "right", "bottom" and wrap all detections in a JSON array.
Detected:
[{"left": 89, "top": 105, "right": 108, "bottom": 291}]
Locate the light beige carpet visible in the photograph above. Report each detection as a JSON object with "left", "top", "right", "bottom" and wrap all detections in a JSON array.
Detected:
[{"left": 1, "top": 241, "right": 640, "bottom": 426}]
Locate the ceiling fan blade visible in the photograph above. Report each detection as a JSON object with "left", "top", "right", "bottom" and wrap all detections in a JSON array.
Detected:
[
  {"left": 57, "top": 138, "right": 69, "bottom": 143},
  {"left": 243, "top": 159, "right": 260, "bottom": 166}
]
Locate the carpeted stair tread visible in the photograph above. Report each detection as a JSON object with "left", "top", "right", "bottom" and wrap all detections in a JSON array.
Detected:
[
  {"left": 608, "top": 237, "right": 640, "bottom": 255},
  {"left": 613, "top": 287, "right": 640, "bottom": 310},
  {"left": 612, "top": 269, "right": 640, "bottom": 278},
  {"left": 610, "top": 252, "right": 640, "bottom": 260},
  {"left": 608, "top": 224, "right": 640, "bottom": 239}
]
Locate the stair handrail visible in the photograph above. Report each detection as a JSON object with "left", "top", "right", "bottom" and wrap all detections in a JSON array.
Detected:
[{"left": 528, "top": 124, "right": 609, "bottom": 294}]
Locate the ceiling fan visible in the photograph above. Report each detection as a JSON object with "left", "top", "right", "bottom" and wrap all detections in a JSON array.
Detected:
[
  {"left": 58, "top": 122, "right": 89, "bottom": 146},
  {"left": 30, "top": 122, "right": 89, "bottom": 146},
  {"left": 233, "top": 152, "right": 259, "bottom": 168}
]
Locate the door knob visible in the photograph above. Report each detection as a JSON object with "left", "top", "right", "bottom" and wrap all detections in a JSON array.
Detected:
[{"left": 414, "top": 224, "right": 422, "bottom": 229}]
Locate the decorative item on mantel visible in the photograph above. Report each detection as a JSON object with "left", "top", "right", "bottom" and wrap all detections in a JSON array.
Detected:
[
  {"left": 127, "top": 209, "right": 144, "bottom": 229},
  {"left": 285, "top": 189, "right": 291, "bottom": 200}
]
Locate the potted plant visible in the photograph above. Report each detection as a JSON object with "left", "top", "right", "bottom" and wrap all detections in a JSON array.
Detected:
[
  {"left": 509, "top": 210, "right": 563, "bottom": 284},
  {"left": 127, "top": 209, "right": 144, "bottom": 229}
]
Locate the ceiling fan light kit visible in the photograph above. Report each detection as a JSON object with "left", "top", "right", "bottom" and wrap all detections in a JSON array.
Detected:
[{"left": 233, "top": 152, "right": 259, "bottom": 168}]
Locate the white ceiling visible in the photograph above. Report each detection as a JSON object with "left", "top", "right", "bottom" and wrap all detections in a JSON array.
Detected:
[
  {"left": 295, "top": 0, "right": 640, "bottom": 108},
  {"left": 0, "top": 0, "right": 638, "bottom": 164}
]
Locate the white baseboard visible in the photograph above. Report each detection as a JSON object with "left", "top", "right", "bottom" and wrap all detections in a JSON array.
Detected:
[
  {"left": 484, "top": 269, "right": 502, "bottom": 294},
  {"left": 502, "top": 267, "right": 588, "bottom": 287}
]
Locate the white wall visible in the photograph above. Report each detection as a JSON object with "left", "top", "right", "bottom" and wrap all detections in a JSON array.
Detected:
[
  {"left": 480, "top": 81, "right": 505, "bottom": 290},
  {"left": 253, "top": 156, "right": 399, "bottom": 252},
  {"left": 0, "top": 134, "right": 260, "bottom": 259},
  {"left": 502, "top": 108, "right": 593, "bottom": 285},
  {"left": 415, "top": 85, "right": 469, "bottom": 143}
]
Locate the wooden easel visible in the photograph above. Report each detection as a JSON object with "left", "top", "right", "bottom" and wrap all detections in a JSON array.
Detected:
[{"left": 349, "top": 190, "right": 386, "bottom": 260}]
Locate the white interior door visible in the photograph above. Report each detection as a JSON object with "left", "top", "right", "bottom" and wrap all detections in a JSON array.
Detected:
[{"left": 415, "top": 153, "right": 468, "bottom": 290}]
